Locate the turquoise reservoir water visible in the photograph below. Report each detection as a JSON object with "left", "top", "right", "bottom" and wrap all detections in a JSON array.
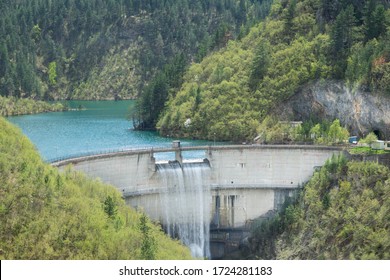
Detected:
[{"left": 7, "top": 100, "right": 213, "bottom": 162}]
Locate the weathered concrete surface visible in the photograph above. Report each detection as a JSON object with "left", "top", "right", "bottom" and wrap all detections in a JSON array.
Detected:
[
  {"left": 206, "top": 146, "right": 341, "bottom": 227},
  {"left": 54, "top": 145, "right": 342, "bottom": 228},
  {"left": 56, "top": 151, "right": 156, "bottom": 192},
  {"left": 207, "top": 146, "right": 336, "bottom": 187},
  {"left": 277, "top": 80, "right": 390, "bottom": 138}
]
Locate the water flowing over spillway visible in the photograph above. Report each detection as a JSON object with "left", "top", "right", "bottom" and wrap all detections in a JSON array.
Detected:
[{"left": 156, "top": 161, "right": 211, "bottom": 259}]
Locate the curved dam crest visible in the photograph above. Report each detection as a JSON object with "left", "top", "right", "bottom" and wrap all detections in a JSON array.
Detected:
[{"left": 53, "top": 145, "right": 343, "bottom": 258}]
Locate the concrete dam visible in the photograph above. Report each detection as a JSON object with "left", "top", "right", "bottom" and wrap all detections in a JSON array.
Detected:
[{"left": 53, "top": 144, "right": 342, "bottom": 259}]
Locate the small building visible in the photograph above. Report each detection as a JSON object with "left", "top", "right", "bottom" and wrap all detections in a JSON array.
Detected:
[
  {"left": 371, "top": 140, "right": 385, "bottom": 150},
  {"left": 279, "top": 121, "right": 303, "bottom": 128},
  {"left": 385, "top": 141, "right": 390, "bottom": 151}
]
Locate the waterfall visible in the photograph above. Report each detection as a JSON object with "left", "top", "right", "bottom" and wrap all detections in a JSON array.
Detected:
[{"left": 156, "top": 161, "right": 211, "bottom": 259}]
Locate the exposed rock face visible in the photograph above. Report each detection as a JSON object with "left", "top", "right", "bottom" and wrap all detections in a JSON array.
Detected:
[{"left": 278, "top": 80, "right": 390, "bottom": 139}]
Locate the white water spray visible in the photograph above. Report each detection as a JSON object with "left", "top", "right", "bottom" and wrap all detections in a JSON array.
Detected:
[{"left": 156, "top": 161, "right": 211, "bottom": 259}]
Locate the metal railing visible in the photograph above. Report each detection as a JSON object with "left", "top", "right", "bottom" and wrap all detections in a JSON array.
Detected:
[
  {"left": 49, "top": 143, "right": 344, "bottom": 165},
  {"left": 48, "top": 142, "right": 224, "bottom": 164},
  {"left": 47, "top": 146, "right": 159, "bottom": 163}
]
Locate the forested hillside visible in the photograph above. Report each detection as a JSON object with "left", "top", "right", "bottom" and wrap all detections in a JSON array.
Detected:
[
  {"left": 0, "top": 95, "right": 66, "bottom": 116},
  {"left": 157, "top": 0, "right": 390, "bottom": 142},
  {"left": 247, "top": 155, "right": 390, "bottom": 260},
  {"left": 0, "top": 0, "right": 272, "bottom": 100},
  {"left": 0, "top": 117, "right": 192, "bottom": 259}
]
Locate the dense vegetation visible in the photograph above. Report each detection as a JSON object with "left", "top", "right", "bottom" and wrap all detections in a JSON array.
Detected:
[
  {"left": 0, "top": 96, "right": 66, "bottom": 116},
  {"left": 0, "top": 117, "right": 192, "bottom": 259},
  {"left": 0, "top": 0, "right": 272, "bottom": 101},
  {"left": 248, "top": 155, "right": 390, "bottom": 259},
  {"left": 256, "top": 118, "right": 350, "bottom": 144},
  {"left": 157, "top": 0, "right": 390, "bottom": 142}
]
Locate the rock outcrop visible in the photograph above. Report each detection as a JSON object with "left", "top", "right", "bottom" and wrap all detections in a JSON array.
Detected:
[{"left": 278, "top": 80, "right": 390, "bottom": 139}]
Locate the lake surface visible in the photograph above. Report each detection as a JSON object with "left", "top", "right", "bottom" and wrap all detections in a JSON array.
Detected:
[{"left": 7, "top": 100, "right": 215, "bottom": 162}]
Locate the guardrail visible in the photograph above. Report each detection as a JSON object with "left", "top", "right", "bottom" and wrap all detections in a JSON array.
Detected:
[
  {"left": 50, "top": 143, "right": 344, "bottom": 166},
  {"left": 47, "top": 142, "right": 224, "bottom": 164},
  {"left": 47, "top": 146, "right": 158, "bottom": 163}
]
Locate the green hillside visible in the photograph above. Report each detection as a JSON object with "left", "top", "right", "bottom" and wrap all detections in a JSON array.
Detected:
[
  {"left": 0, "top": 96, "right": 66, "bottom": 116},
  {"left": 157, "top": 0, "right": 390, "bottom": 142},
  {"left": 0, "top": 0, "right": 272, "bottom": 100},
  {"left": 0, "top": 117, "right": 192, "bottom": 259},
  {"left": 247, "top": 155, "right": 390, "bottom": 260}
]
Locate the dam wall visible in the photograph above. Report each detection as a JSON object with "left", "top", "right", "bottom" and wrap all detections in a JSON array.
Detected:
[
  {"left": 61, "top": 151, "right": 157, "bottom": 192},
  {"left": 54, "top": 145, "right": 342, "bottom": 228},
  {"left": 208, "top": 146, "right": 335, "bottom": 187}
]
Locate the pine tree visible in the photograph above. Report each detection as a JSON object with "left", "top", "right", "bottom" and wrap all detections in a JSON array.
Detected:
[
  {"left": 364, "top": 1, "right": 387, "bottom": 41},
  {"left": 139, "top": 213, "right": 157, "bottom": 260},
  {"left": 330, "top": 5, "right": 358, "bottom": 78},
  {"left": 103, "top": 195, "right": 118, "bottom": 219},
  {"left": 48, "top": 61, "right": 57, "bottom": 86},
  {"left": 0, "top": 42, "right": 9, "bottom": 78},
  {"left": 282, "top": 0, "right": 297, "bottom": 41},
  {"left": 249, "top": 40, "right": 270, "bottom": 91}
]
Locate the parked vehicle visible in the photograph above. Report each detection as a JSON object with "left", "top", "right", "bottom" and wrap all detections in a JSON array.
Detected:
[{"left": 348, "top": 136, "right": 359, "bottom": 145}]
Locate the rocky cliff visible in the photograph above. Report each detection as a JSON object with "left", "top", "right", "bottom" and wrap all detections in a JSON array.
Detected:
[{"left": 278, "top": 81, "right": 390, "bottom": 139}]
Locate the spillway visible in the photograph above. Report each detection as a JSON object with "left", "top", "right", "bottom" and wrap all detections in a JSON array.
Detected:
[{"left": 156, "top": 160, "right": 211, "bottom": 258}]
